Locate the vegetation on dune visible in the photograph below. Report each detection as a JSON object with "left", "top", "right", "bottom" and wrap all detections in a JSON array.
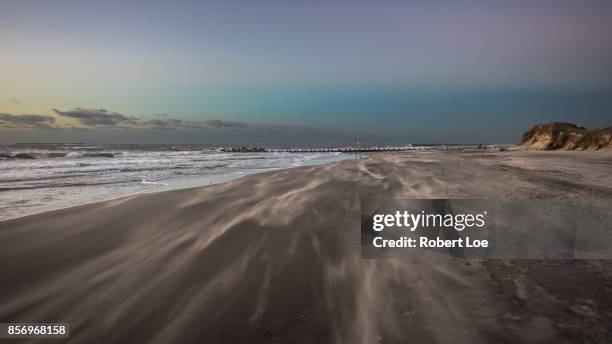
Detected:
[{"left": 521, "top": 122, "right": 612, "bottom": 150}]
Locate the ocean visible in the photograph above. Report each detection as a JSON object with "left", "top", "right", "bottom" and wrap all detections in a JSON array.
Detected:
[{"left": 0, "top": 143, "right": 354, "bottom": 221}]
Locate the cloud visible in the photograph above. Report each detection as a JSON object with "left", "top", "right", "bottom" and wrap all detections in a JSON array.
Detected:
[
  {"left": 204, "top": 119, "right": 250, "bottom": 128},
  {"left": 52, "top": 108, "right": 136, "bottom": 126},
  {"left": 52, "top": 107, "right": 250, "bottom": 131},
  {"left": 140, "top": 118, "right": 206, "bottom": 130},
  {"left": 0, "top": 113, "right": 56, "bottom": 129},
  {"left": 1, "top": 108, "right": 342, "bottom": 142},
  {"left": 142, "top": 118, "right": 251, "bottom": 130}
]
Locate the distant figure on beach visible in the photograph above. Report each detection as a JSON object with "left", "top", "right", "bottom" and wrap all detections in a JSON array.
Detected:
[{"left": 478, "top": 143, "right": 482, "bottom": 149}]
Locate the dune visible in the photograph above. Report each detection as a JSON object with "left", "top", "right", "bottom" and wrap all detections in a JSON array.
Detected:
[
  {"left": 521, "top": 122, "right": 612, "bottom": 150},
  {"left": 1, "top": 150, "right": 612, "bottom": 343}
]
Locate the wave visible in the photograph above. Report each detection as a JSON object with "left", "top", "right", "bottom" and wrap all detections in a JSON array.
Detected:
[
  {"left": 0, "top": 179, "right": 141, "bottom": 192},
  {"left": 0, "top": 151, "right": 117, "bottom": 159},
  {"left": 65, "top": 152, "right": 116, "bottom": 158},
  {"left": 140, "top": 179, "right": 168, "bottom": 188},
  {"left": 0, "top": 162, "right": 232, "bottom": 184}
]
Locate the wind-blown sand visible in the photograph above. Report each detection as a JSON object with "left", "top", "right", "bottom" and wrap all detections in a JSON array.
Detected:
[{"left": 1, "top": 150, "right": 612, "bottom": 343}]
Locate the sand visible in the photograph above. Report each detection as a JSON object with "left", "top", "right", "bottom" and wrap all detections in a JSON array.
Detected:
[{"left": 1, "top": 150, "right": 612, "bottom": 343}]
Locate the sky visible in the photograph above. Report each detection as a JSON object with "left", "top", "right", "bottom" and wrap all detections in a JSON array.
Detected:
[{"left": 1, "top": 0, "right": 612, "bottom": 144}]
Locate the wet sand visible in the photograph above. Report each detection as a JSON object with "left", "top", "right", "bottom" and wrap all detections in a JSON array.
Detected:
[{"left": 1, "top": 150, "right": 612, "bottom": 343}]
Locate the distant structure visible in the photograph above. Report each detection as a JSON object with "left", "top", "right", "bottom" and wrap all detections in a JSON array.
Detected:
[
  {"left": 353, "top": 138, "right": 362, "bottom": 159},
  {"left": 268, "top": 144, "right": 419, "bottom": 153},
  {"left": 240, "top": 143, "right": 505, "bottom": 154},
  {"left": 220, "top": 146, "right": 267, "bottom": 153}
]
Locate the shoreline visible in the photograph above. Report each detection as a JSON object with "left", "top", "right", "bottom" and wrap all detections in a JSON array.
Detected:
[
  {"left": 0, "top": 160, "right": 351, "bottom": 224},
  {"left": 2, "top": 148, "right": 611, "bottom": 224},
  {"left": 0, "top": 153, "right": 354, "bottom": 223}
]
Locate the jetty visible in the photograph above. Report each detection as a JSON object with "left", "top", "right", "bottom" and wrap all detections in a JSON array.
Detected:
[
  {"left": 219, "top": 144, "right": 506, "bottom": 153},
  {"left": 269, "top": 145, "right": 418, "bottom": 153}
]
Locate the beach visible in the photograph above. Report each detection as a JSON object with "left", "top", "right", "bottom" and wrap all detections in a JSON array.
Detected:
[{"left": 1, "top": 150, "right": 612, "bottom": 343}]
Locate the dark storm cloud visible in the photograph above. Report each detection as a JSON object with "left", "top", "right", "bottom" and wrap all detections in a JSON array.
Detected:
[
  {"left": 0, "top": 113, "right": 55, "bottom": 129},
  {"left": 52, "top": 108, "right": 136, "bottom": 126}
]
